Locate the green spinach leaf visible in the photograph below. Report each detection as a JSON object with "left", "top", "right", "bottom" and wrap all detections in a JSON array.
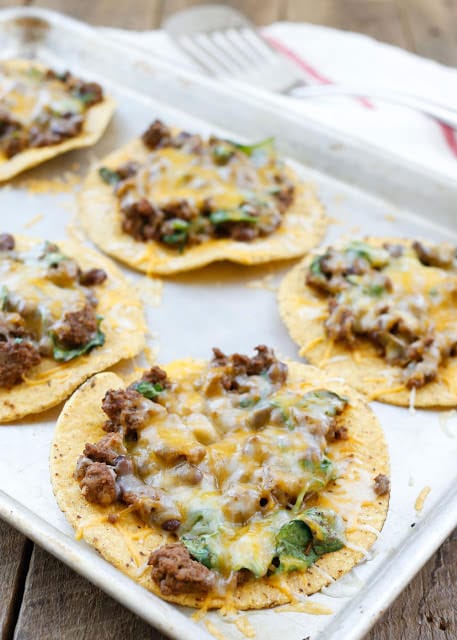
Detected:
[
  {"left": 133, "top": 380, "right": 164, "bottom": 400},
  {"left": 275, "top": 520, "right": 317, "bottom": 572},
  {"left": 52, "top": 317, "right": 105, "bottom": 362},
  {"left": 99, "top": 167, "right": 121, "bottom": 186},
  {"left": 210, "top": 209, "right": 258, "bottom": 225}
]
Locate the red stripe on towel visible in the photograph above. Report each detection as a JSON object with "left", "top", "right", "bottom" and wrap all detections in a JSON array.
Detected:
[
  {"left": 438, "top": 122, "right": 457, "bottom": 158},
  {"left": 265, "top": 34, "right": 373, "bottom": 109},
  {"left": 266, "top": 32, "right": 457, "bottom": 159}
]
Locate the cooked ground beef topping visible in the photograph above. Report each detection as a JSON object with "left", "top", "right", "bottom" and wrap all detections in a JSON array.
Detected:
[
  {"left": 78, "top": 461, "right": 118, "bottom": 505},
  {"left": 77, "top": 349, "right": 352, "bottom": 593},
  {"left": 28, "top": 112, "right": 84, "bottom": 148},
  {"left": 140, "top": 365, "right": 172, "bottom": 389},
  {"left": 142, "top": 119, "right": 172, "bottom": 150},
  {"left": 148, "top": 543, "right": 215, "bottom": 595},
  {"left": 373, "top": 473, "right": 390, "bottom": 496},
  {"left": 78, "top": 268, "right": 108, "bottom": 286},
  {"left": 306, "top": 241, "right": 457, "bottom": 388},
  {"left": 0, "top": 64, "right": 104, "bottom": 159},
  {"left": 102, "top": 388, "right": 150, "bottom": 436},
  {"left": 0, "top": 235, "right": 108, "bottom": 386},
  {"left": 0, "top": 340, "right": 41, "bottom": 388},
  {"left": 99, "top": 119, "right": 294, "bottom": 250},
  {"left": 102, "top": 366, "right": 171, "bottom": 436},
  {"left": 0, "top": 233, "right": 15, "bottom": 251},
  {"left": 211, "top": 344, "right": 288, "bottom": 392},
  {"left": 412, "top": 241, "right": 456, "bottom": 268},
  {"left": 53, "top": 304, "right": 98, "bottom": 348}
]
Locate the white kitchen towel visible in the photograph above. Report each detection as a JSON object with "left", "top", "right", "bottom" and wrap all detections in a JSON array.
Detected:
[{"left": 103, "top": 22, "right": 457, "bottom": 181}]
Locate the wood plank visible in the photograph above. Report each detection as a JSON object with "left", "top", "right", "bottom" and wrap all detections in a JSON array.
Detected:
[
  {"left": 0, "top": 0, "right": 25, "bottom": 6},
  {"left": 0, "top": 519, "right": 32, "bottom": 640},
  {"left": 399, "top": 0, "right": 457, "bottom": 66},
  {"left": 368, "top": 528, "right": 457, "bottom": 639},
  {"left": 13, "top": 545, "right": 165, "bottom": 640},
  {"left": 285, "top": 0, "right": 410, "bottom": 48},
  {"left": 161, "top": 0, "right": 286, "bottom": 26},
  {"left": 28, "top": 0, "right": 163, "bottom": 29}
]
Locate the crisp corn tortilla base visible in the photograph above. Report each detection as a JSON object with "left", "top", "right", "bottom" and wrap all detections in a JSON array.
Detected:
[
  {"left": 51, "top": 361, "right": 389, "bottom": 611},
  {"left": 0, "top": 60, "right": 115, "bottom": 182},
  {"left": 78, "top": 138, "right": 327, "bottom": 275},
  {"left": 278, "top": 237, "right": 457, "bottom": 407},
  {"left": 0, "top": 236, "right": 147, "bottom": 422}
]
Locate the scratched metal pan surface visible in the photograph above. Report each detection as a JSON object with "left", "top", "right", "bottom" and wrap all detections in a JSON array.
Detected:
[{"left": 0, "top": 8, "right": 457, "bottom": 640}]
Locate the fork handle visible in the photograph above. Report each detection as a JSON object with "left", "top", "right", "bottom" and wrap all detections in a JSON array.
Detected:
[{"left": 289, "top": 85, "right": 457, "bottom": 130}]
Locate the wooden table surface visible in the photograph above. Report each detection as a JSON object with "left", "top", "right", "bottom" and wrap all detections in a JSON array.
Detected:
[{"left": 0, "top": 1, "right": 456, "bottom": 639}]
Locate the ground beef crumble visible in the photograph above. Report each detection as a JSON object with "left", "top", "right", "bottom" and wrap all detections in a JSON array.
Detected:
[
  {"left": 306, "top": 241, "right": 457, "bottom": 389},
  {"left": 52, "top": 304, "right": 98, "bottom": 348},
  {"left": 211, "top": 345, "right": 288, "bottom": 392},
  {"left": 373, "top": 474, "right": 390, "bottom": 496},
  {"left": 102, "top": 388, "right": 148, "bottom": 436},
  {"left": 79, "top": 268, "right": 108, "bottom": 286},
  {"left": 139, "top": 365, "right": 172, "bottom": 389},
  {"left": 106, "top": 119, "right": 294, "bottom": 249},
  {"left": 149, "top": 543, "right": 215, "bottom": 595},
  {"left": 0, "top": 236, "right": 108, "bottom": 387},
  {"left": 78, "top": 462, "right": 118, "bottom": 505},
  {"left": 0, "top": 340, "right": 41, "bottom": 387},
  {"left": 0, "top": 233, "right": 15, "bottom": 251},
  {"left": 0, "top": 68, "right": 103, "bottom": 158}
]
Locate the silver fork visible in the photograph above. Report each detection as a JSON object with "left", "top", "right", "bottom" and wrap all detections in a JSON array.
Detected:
[{"left": 164, "top": 4, "right": 457, "bottom": 130}]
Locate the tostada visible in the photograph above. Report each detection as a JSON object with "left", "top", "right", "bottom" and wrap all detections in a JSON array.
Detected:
[
  {"left": 79, "top": 120, "right": 326, "bottom": 274},
  {"left": 0, "top": 60, "right": 115, "bottom": 181},
  {"left": 51, "top": 346, "right": 389, "bottom": 609},
  {"left": 0, "top": 233, "right": 145, "bottom": 421},
  {"left": 279, "top": 237, "right": 457, "bottom": 406}
]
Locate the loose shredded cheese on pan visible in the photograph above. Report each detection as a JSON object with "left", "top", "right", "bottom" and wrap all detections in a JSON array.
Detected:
[
  {"left": 23, "top": 213, "right": 43, "bottom": 228},
  {"left": 409, "top": 387, "right": 416, "bottom": 415},
  {"left": 415, "top": 486, "right": 431, "bottom": 513},
  {"left": 191, "top": 596, "right": 213, "bottom": 622},
  {"left": 204, "top": 620, "right": 226, "bottom": 640},
  {"left": 231, "top": 616, "right": 256, "bottom": 638},
  {"left": 438, "top": 410, "right": 457, "bottom": 438},
  {"left": 274, "top": 601, "right": 333, "bottom": 615}
]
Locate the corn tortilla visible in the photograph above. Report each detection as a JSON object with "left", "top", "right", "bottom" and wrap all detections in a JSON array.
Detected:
[
  {"left": 0, "top": 60, "right": 115, "bottom": 182},
  {"left": 78, "top": 137, "right": 327, "bottom": 275},
  {"left": 278, "top": 237, "right": 457, "bottom": 407},
  {"left": 0, "top": 236, "right": 146, "bottom": 422},
  {"left": 51, "top": 361, "right": 389, "bottom": 610}
]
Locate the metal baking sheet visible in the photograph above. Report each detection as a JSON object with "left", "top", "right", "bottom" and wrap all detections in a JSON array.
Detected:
[{"left": 1, "top": 8, "right": 457, "bottom": 640}]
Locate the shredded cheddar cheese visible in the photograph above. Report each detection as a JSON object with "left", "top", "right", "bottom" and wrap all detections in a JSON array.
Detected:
[
  {"left": 299, "top": 335, "right": 325, "bottom": 356},
  {"left": 415, "top": 486, "right": 431, "bottom": 513},
  {"left": 204, "top": 620, "right": 226, "bottom": 640},
  {"left": 23, "top": 213, "right": 44, "bottom": 228}
]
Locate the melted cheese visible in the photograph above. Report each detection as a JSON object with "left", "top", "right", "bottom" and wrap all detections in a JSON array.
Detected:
[
  {"left": 2, "top": 260, "right": 86, "bottom": 320},
  {"left": 123, "top": 367, "right": 370, "bottom": 585},
  {"left": 0, "top": 63, "right": 83, "bottom": 128},
  {"left": 117, "top": 135, "right": 287, "bottom": 238}
]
